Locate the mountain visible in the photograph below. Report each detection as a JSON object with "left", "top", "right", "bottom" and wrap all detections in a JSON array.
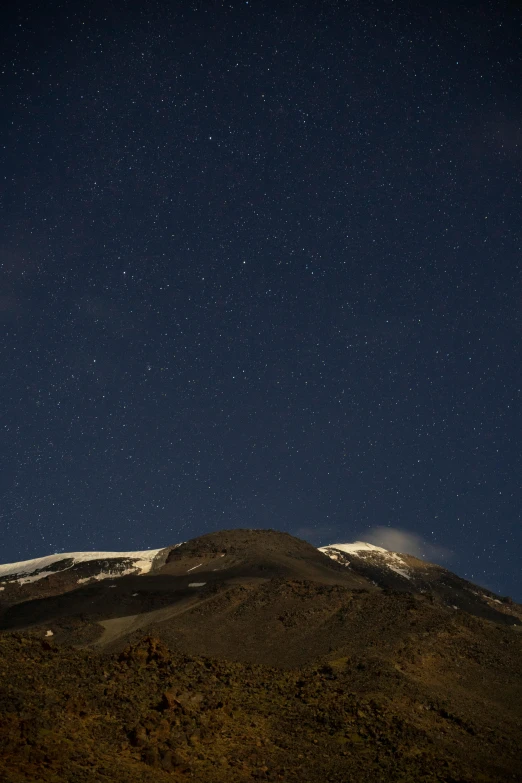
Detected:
[
  {"left": 319, "top": 541, "right": 521, "bottom": 626},
  {"left": 1, "top": 532, "right": 519, "bottom": 645},
  {"left": 0, "top": 529, "right": 521, "bottom": 782},
  {"left": 0, "top": 546, "right": 168, "bottom": 597}
]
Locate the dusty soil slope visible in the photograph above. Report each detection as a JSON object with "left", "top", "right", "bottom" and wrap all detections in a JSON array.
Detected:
[
  {"left": 0, "top": 626, "right": 521, "bottom": 783},
  {"left": 0, "top": 530, "right": 372, "bottom": 653},
  {"left": 0, "top": 530, "right": 521, "bottom": 782}
]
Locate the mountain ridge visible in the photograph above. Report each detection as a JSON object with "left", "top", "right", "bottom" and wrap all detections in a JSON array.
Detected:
[
  {"left": 1, "top": 528, "right": 521, "bottom": 782},
  {"left": 0, "top": 530, "right": 519, "bottom": 631}
]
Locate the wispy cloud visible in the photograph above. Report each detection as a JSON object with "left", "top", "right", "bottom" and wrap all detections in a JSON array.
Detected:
[{"left": 362, "top": 526, "right": 453, "bottom": 564}]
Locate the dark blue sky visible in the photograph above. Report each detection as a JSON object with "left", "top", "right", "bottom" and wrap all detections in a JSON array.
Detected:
[{"left": 1, "top": 1, "right": 520, "bottom": 600}]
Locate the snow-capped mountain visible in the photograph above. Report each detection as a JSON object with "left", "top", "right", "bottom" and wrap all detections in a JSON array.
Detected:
[
  {"left": 1, "top": 529, "right": 520, "bottom": 783},
  {"left": 319, "top": 540, "right": 521, "bottom": 625},
  {"left": 320, "top": 541, "right": 413, "bottom": 580},
  {"left": 0, "top": 549, "right": 166, "bottom": 585},
  {"left": 0, "top": 532, "right": 519, "bottom": 634},
  {"left": 0, "top": 547, "right": 171, "bottom": 604},
  {"left": 0, "top": 539, "right": 410, "bottom": 587}
]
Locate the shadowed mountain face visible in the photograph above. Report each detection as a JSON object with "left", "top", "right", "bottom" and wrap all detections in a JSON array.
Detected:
[
  {"left": 1, "top": 529, "right": 521, "bottom": 783},
  {"left": 319, "top": 542, "right": 521, "bottom": 627},
  {"left": 0, "top": 529, "right": 519, "bottom": 648}
]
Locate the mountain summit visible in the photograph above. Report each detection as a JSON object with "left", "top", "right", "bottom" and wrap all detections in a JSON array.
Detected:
[
  {"left": 1, "top": 529, "right": 518, "bottom": 643},
  {"left": 1, "top": 529, "right": 521, "bottom": 782}
]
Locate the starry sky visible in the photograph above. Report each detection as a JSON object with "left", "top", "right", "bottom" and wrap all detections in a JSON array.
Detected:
[{"left": 1, "top": 1, "right": 521, "bottom": 600}]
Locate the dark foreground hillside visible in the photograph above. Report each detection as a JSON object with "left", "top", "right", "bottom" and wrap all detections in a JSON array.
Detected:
[{"left": 1, "top": 614, "right": 521, "bottom": 782}]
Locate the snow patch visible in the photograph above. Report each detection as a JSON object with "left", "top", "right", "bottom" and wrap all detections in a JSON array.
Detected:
[
  {"left": 0, "top": 548, "right": 165, "bottom": 586},
  {"left": 45, "top": 630, "right": 54, "bottom": 637},
  {"left": 324, "top": 551, "right": 345, "bottom": 563},
  {"left": 388, "top": 565, "right": 412, "bottom": 580},
  {"left": 320, "top": 541, "right": 412, "bottom": 579},
  {"left": 189, "top": 582, "right": 206, "bottom": 587},
  {"left": 321, "top": 541, "right": 391, "bottom": 556},
  {"left": 77, "top": 568, "right": 140, "bottom": 585},
  {"left": 187, "top": 563, "right": 203, "bottom": 573}
]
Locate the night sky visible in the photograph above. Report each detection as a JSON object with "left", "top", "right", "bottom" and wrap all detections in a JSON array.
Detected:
[{"left": 1, "top": 1, "right": 521, "bottom": 600}]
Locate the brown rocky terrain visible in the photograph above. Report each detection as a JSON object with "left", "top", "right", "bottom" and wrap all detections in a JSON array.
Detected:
[{"left": 0, "top": 529, "right": 521, "bottom": 782}]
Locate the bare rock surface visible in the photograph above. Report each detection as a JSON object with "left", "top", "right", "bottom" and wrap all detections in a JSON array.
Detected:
[{"left": 1, "top": 529, "right": 521, "bottom": 782}]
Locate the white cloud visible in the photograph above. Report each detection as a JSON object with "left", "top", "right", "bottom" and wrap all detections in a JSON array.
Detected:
[{"left": 362, "top": 526, "right": 453, "bottom": 564}]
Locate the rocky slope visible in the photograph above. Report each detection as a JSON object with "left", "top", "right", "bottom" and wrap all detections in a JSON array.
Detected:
[
  {"left": 0, "top": 547, "right": 169, "bottom": 604},
  {"left": 320, "top": 541, "right": 521, "bottom": 626},
  {"left": 0, "top": 530, "right": 519, "bottom": 647},
  {"left": 0, "top": 529, "right": 521, "bottom": 782}
]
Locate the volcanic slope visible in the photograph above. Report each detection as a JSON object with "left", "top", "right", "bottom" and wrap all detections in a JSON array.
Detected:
[
  {"left": 0, "top": 529, "right": 522, "bottom": 782},
  {"left": 0, "top": 530, "right": 373, "bottom": 658},
  {"left": 0, "top": 529, "right": 520, "bottom": 664},
  {"left": 320, "top": 541, "right": 522, "bottom": 626}
]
